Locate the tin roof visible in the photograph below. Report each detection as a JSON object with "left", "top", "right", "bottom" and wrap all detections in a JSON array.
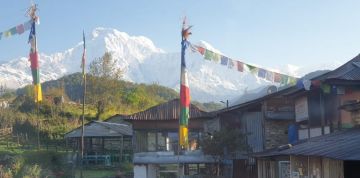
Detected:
[
  {"left": 133, "top": 151, "right": 217, "bottom": 164},
  {"left": 211, "top": 85, "right": 297, "bottom": 115},
  {"left": 254, "top": 128, "right": 360, "bottom": 160},
  {"left": 315, "top": 54, "right": 360, "bottom": 81},
  {"left": 123, "top": 99, "right": 211, "bottom": 121},
  {"left": 64, "top": 121, "right": 132, "bottom": 138}
]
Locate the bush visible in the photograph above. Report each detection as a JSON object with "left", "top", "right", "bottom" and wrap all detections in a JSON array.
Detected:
[
  {"left": 23, "top": 151, "right": 64, "bottom": 171},
  {"left": 20, "top": 164, "right": 42, "bottom": 178},
  {"left": 10, "top": 156, "right": 25, "bottom": 176},
  {"left": 0, "top": 165, "right": 13, "bottom": 178},
  {"left": 120, "top": 162, "right": 133, "bottom": 175}
]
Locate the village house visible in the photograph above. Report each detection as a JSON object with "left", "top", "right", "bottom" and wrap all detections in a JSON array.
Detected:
[
  {"left": 255, "top": 54, "right": 360, "bottom": 178},
  {"left": 207, "top": 85, "right": 297, "bottom": 178},
  {"left": 64, "top": 120, "right": 132, "bottom": 166},
  {"left": 110, "top": 99, "right": 220, "bottom": 178}
]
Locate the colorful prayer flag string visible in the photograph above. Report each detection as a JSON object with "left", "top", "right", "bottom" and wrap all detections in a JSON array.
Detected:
[
  {"left": 0, "top": 20, "right": 34, "bottom": 40},
  {"left": 190, "top": 43, "right": 298, "bottom": 85}
]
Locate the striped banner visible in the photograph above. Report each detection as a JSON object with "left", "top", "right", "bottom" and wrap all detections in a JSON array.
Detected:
[
  {"left": 28, "top": 21, "right": 42, "bottom": 102},
  {"left": 179, "top": 21, "right": 191, "bottom": 149}
]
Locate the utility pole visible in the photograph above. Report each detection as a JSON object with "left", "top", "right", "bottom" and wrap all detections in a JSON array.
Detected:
[{"left": 221, "top": 100, "right": 229, "bottom": 108}]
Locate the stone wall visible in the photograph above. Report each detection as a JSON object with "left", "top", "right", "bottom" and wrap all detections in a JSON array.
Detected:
[{"left": 264, "top": 119, "right": 293, "bottom": 149}]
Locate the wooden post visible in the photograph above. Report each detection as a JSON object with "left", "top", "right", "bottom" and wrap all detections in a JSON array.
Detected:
[
  {"left": 120, "top": 136, "right": 124, "bottom": 162},
  {"left": 320, "top": 92, "right": 325, "bottom": 135},
  {"left": 37, "top": 102, "right": 40, "bottom": 150},
  {"left": 80, "top": 61, "right": 86, "bottom": 178}
]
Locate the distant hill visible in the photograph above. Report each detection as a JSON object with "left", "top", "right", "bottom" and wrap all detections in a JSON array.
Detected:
[
  {"left": 16, "top": 73, "right": 224, "bottom": 114},
  {"left": 17, "top": 73, "right": 177, "bottom": 102}
]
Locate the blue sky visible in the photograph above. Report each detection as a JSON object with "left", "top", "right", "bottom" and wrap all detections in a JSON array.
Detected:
[{"left": 1, "top": 0, "right": 360, "bottom": 68}]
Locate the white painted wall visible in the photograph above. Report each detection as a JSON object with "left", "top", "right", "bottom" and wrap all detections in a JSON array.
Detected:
[
  {"left": 295, "top": 96, "right": 309, "bottom": 122},
  {"left": 147, "top": 164, "right": 157, "bottom": 178},
  {"left": 134, "top": 165, "right": 147, "bottom": 178}
]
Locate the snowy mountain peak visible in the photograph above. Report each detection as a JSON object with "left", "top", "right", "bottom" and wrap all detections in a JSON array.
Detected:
[
  {"left": 91, "top": 27, "right": 164, "bottom": 54},
  {"left": 0, "top": 27, "right": 341, "bottom": 103}
]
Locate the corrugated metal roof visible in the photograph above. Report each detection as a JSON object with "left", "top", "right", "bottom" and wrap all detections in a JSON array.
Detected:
[
  {"left": 254, "top": 128, "right": 360, "bottom": 160},
  {"left": 315, "top": 54, "right": 360, "bottom": 81},
  {"left": 123, "top": 99, "right": 211, "bottom": 121},
  {"left": 133, "top": 151, "right": 217, "bottom": 164},
  {"left": 64, "top": 121, "right": 132, "bottom": 138},
  {"left": 211, "top": 86, "right": 297, "bottom": 115}
]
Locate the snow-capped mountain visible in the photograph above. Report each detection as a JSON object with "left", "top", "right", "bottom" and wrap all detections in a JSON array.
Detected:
[{"left": 0, "top": 27, "right": 341, "bottom": 103}]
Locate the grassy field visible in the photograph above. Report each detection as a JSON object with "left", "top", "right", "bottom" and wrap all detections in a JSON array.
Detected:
[
  {"left": 75, "top": 169, "right": 119, "bottom": 178},
  {"left": 0, "top": 138, "right": 130, "bottom": 178}
]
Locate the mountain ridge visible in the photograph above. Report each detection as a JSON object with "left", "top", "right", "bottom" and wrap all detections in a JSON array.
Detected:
[{"left": 0, "top": 27, "right": 341, "bottom": 102}]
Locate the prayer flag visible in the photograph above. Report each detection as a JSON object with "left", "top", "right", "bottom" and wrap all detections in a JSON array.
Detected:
[
  {"left": 204, "top": 49, "right": 214, "bottom": 61},
  {"left": 265, "top": 71, "right": 274, "bottom": 82},
  {"left": 9, "top": 27, "right": 17, "bottom": 35},
  {"left": 258, "top": 68, "right": 266, "bottom": 78},
  {"left": 4, "top": 30, "right": 11, "bottom": 38},
  {"left": 247, "top": 64, "right": 258, "bottom": 74},
  {"left": 237, "top": 61, "right": 244, "bottom": 72},
  {"left": 197, "top": 46, "right": 205, "bottom": 55},
  {"left": 213, "top": 53, "right": 221, "bottom": 63},
  {"left": 280, "top": 75, "right": 289, "bottom": 84},
  {"left": 221, "top": 55, "right": 229, "bottom": 66},
  {"left": 16, "top": 24, "right": 25, "bottom": 35},
  {"left": 289, "top": 77, "right": 297, "bottom": 85},
  {"left": 311, "top": 80, "right": 321, "bottom": 87},
  {"left": 274, "top": 73, "right": 281, "bottom": 83},
  {"left": 296, "top": 79, "right": 304, "bottom": 89},
  {"left": 303, "top": 80, "right": 311, "bottom": 90},
  {"left": 228, "top": 59, "right": 235, "bottom": 69},
  {"left": 321, "top": 84, "right": 331, "bottom": 94}
]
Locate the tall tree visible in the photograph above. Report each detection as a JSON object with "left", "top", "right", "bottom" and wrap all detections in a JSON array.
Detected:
[{"left": 87, "top": 52, "right": 123, "bottom": 120}]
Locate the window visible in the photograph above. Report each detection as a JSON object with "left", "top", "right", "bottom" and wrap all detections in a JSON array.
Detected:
[
  {"left": 147, "top": 132, "right": 156, "bottom": 151},
  {"left": 157, "top": 132, "right": 166, "bottom": 151}
]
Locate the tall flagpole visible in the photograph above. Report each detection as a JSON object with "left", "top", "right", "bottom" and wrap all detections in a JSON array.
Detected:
[
  {"left": 179, "top": 17, "right": 192, "bottom": 151},
  {"left": 27, "top": 3, "right": 42, "bottom": 150},
  {"left": 80, "top": 30, "right": 86, "bottom": 178},
  {"left": 178, "top": 17, "right": 192, "bottom": 177}
]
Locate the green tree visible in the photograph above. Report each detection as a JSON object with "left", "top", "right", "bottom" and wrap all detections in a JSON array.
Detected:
[
  {"left": 200, "top": 129, "right": 247, "bottom": 175},
  {"left": 88, "top": 52, "right": 123, "bottom": 80},
  {"left": 87, "top": 52, "right": 123, "bottom": 120}
]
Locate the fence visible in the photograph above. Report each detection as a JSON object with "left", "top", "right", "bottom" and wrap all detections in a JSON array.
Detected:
[{"left": 0, "top": 127, "right": 12, "bottom": 136}]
